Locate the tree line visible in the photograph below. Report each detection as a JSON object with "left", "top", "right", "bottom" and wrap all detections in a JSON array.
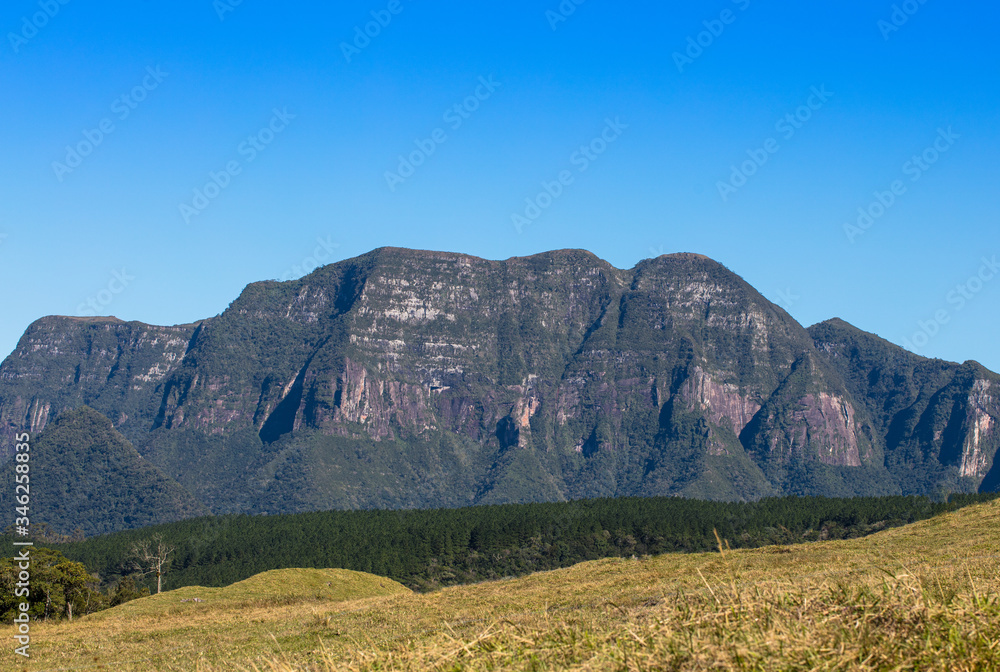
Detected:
[{"left": 2, "top": 492, "right": 996, "bottom": 622}]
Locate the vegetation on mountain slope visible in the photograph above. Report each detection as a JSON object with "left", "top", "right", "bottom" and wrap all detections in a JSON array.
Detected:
[
  {"left": 0, "top": 406, "right": 207, "bottom": 536},
  {"left": 811, "top": 318, "right": 1000, "bottom": 496}
]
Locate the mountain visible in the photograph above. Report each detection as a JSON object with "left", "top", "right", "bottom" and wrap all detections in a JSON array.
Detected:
[
  {"left": 1, "top": 248, "right": 997, "bottom": 532},
  {"left": 810, "top": 318, "right": 1000, "bottom": 496},
  {"left": 0, "top": 406, "right": 207, "bottom": 536}
]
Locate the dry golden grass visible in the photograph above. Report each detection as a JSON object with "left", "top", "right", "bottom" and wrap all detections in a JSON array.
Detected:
[{"left": 7, "top": 500, "right": 1000, "bottom": 671}]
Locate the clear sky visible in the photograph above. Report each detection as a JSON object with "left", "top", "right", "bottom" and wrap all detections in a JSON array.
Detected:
[{"left": 2, "top": 1, "right": 998, "bottom": 371}]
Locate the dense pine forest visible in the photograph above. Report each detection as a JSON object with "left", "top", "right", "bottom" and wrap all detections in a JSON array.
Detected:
[{"left": 3, "top": 491, "right": 995, "bottom": 623}]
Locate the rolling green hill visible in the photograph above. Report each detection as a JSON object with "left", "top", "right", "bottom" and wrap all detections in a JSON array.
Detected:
[{"left": 0, "top": 406, "right": 207, "bottom": 536}]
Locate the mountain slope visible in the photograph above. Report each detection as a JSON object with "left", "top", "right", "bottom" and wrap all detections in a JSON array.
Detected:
[
  {"left": 0, "top": 406, "right": 208, "bottom": 535},
  {"left": 810, "top": 318, "right": 1000, "bottom": 495},
  {"left": 1, "top": 248, "right": 997, "bottom": 528},
  {"left": 0, "top": 317, "right": 198, "bottom": 462}
]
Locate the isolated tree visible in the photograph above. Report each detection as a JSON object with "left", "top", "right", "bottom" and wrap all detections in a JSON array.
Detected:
[{"left": 130, "top": 534, "right": 175, "bottom": 594}]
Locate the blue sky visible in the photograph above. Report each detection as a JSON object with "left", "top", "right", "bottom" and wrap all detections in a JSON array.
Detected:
[{"left": 2, "top": 0, "right": 998, "bottom": 370}]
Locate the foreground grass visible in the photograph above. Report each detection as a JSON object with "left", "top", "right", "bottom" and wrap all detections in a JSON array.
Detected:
[{"left": 8, "top": 499, "right": 1000, "bottom": 671}]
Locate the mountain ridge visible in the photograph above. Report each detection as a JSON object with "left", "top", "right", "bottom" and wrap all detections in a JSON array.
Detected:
[{"left": 2, "top": 248, "right": 996, "bottom": 533}]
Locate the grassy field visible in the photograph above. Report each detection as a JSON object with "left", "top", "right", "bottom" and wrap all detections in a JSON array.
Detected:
[{"left": 7, "top": 499, "right": 1000, "bottom": 671}]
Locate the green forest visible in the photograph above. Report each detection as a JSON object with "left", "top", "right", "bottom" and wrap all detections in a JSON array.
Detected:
[{"left": 3, "top": 491, "right": 996, "bottom": 623}]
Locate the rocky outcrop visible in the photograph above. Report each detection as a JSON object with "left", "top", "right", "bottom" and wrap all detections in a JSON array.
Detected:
[
  {"left": 680, "top": 366, "right": 761, "bottom": 436},
  {"left": 785, "top": 393, "right": 864, "bottom": 467},
  {"left": 959, "top": 380, "right": 995, "bottom": 479}
]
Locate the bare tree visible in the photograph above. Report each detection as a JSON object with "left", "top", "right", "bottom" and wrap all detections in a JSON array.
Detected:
[{"left": 130, "top": 534, "right": 175, "bottom": 594}]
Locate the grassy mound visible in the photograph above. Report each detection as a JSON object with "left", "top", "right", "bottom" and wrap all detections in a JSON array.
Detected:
[
  {"left": 10, "top": 499, "right": 1000, "bottom": 670},
  {"left": 83, "top": 567, "right": 410, "bottom": 622}
]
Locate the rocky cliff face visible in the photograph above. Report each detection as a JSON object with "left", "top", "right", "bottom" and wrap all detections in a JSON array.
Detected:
[
  {"left": 960, "top": 379, "right": 996, "bottom": 478},
  {"left": 0, "top": 317, "right": 197, "bottom": 461},
  {"left": 810, "top": 318, "right": 1000, "bottom": 495},
  {"left": 2, "top": 248, "right": 997, "bottom": 526}
]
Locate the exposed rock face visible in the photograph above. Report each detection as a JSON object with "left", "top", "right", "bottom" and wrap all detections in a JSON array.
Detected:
[
  {"left": 783, "top": 393, "right": 863, "bottom": 467},
  {"left": 1, "top": 248, "right": 997, "bottom": 528},
  {"left": 680, "top": 366, "right": 761, "bottom": 437},
  {"left": 958, "top": 380, "right": 994, "bottom": 479}
]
